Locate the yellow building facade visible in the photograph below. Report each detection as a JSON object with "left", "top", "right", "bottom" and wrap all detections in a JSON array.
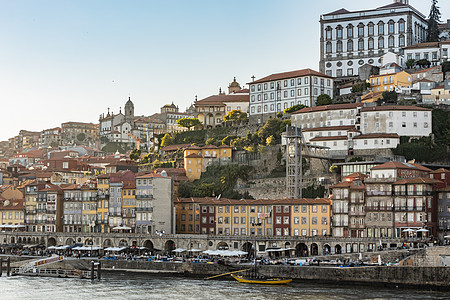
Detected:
[
  {"left": 0, "top": 199, "right": 25, "bottom": 226},
  {"left": 174, "top": 198, "right": 201, "bottom": 234},
  {"left": 184, "top": 145, "right": 232, "bottom": 181},
  {"left": 122, "top": 182, "right": 137, "bottom": 231},
  {"left": 369, "top": 71, "right": 412, "bottom": 93}
]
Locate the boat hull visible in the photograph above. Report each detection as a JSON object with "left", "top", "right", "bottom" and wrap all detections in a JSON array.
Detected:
[{"left": 230, "top": 274, "right": 292, "bottom": 285}]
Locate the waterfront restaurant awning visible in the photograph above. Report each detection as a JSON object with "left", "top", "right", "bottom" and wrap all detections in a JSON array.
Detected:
[
  {"left": 189, "top": 248, "right": 202, "bottom": 252},
  {"left": 73, "top": 246, "right": 102, "bottom": 251},
  {"left": 104, "top": 247, "right": 127, "bottom": 252},
  {"left": 416, "top": 229, "right": 428, "bottom": 232},
  {"left": 112, "top": 226, "right": 132, "bottom": 230},
  {"left": 202, "top": 250, "right": 247, "bottom": 256},
  {"left": 402, "top": 229, "right": 415, "bottom": 232},
  {"left": 172, "top": 248, "right": 187, "bottom": 253},
  {"left": 0, "top": 224, "right": 26, "bottom": 229}
]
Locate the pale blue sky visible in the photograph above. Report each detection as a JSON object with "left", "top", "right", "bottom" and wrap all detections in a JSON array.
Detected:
[{"left": 0, "top": 0, "right": 448, "bottom": 141}]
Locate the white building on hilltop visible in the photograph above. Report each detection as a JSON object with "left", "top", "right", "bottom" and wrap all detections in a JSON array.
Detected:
[
  {"left": 248, "top": 69, "right": 333, "bottom": 124},
  {"left": 320, "top": 0, "right": 428, "bottom": 78}
]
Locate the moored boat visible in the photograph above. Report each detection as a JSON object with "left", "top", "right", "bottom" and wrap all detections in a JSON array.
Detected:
[{"left": 230, "top": 273, "right": 292, "bottom": 285}]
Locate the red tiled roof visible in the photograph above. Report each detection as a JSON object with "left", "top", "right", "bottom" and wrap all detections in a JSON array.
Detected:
[
  {"left": 323, "top": 8, "right": 350, "bottom": 16},
  {"left": 203, "top": 145, "right": 218, "bottom": 149},
  {"left": 371, "top": 161, "right": 430, "bottom": 171},
  {"left": 361, "top": 105, "right": 431, "bottom": 112},
  {"left": 393, "top": 178, "right": 441, "bottom": 185},
  {"left": 249, "top": 69, "right": 332, "bottom": 84},
  {"left": 430, "top": 168, "right": 450, "bottom": 174},
  {"left": 310, "top": 136, "right": 347, "bottom": 142},
  {"left": 353, "top": 133, "right": 399, "bottom": 139},
  {"left": 195, "top": 94, "right": 248, "bottom": 105},
  {"left": 412, "top": 65, "right": 440, "bottom": 74},
  {"left": 404, "top": 41, "right": 440, "bottom": 50},
  {"left": 302, "top": 125, "right": 355, "bottom": 132},
  {"left": 292, "top": 103, "right": 362, "bottom": 114},
  {"left": 432, "top": 85, "right": 444, "bottom": 90}
]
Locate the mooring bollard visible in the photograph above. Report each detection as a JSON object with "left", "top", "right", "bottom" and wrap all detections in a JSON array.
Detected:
[
  {"left": 6, "top": 257, "right": 10, "bottom": 277},
  {"left": 90, "top": 261, "right": 95, "bottom": 280},
  {"left": 97, "top": 261, "right": 101, "bottom": 280}
]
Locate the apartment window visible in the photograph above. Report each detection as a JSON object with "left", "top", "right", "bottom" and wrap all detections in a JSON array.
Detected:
[
  {"left": 388, "top": 36, "right": 394, "bottom": 48},
  {"left": 326, "top": 42, "right": 332, "bottom": 53},
  {"left": 402, "top": 122, "right": 406, "bottom": 128},
  {"left": 347, "top": 25, "right": 353, "bottom": 38},
  {"left": 388, "top": 20, "right": 395, "bottom": 34},
  {"left": 297, "top": 89, "right": 302, "bottom": 96},
  {"left": 358, "top": 23, "right": 364, "bottom": 37},
  {"left": 264, "top": 83, "right": 267, "bottom": 90},
  {"left": 368, "top": 38, "right": 374, "bottom": 50},
  {"left": 336, "top": 26, "right": 343, "bottom": 39},
  {"left": 283, "top": 216, "right": 289, "bottom": 224},
  {"left": 378, "top": 22, "right": 384, "bottom": 35},
  {"left": 326, "top": 27, "right": 332, "bottom": 40},
  {"left": 389, "top": 122, "right": 393, "bottom": 128},
  {"left": 284, "top": 80, "right": 288, "bottom": 87},
  {"left": 368, "top": 23, "right": 374, "bottom": 36},
  {"left": 347, "top": 40, "right": 353, "bottom": 52},
  {"left": 290, "top": 79, "right": 295, "bottom": 86},
  {"left": 399, "top": 35, "right": 405, "bottom": 47},
  {"left": 358, "top": 39, "right": 364, "bottom": 50},
  {"left": 399, "top": 20, "right": 405, "bottom": 33},
  {"left": 337, "top": 40, "right": 342, "bottom": 52},
  {"left": 424, "top": 122, "right": 429, "bottom": 128}
]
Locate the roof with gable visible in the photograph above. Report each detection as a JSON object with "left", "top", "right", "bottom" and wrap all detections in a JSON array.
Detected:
[
  {"left": 302, "top": 125, "right": 355, "bottom": 132},
  {"left": 161, "top": 144, "right": 192, "bottom": 152},
  {"left": 371, "top": 161, "right": 431, "bottom": 172},
  {"left": 249, "top": 69, "right": 332, "bottom": 85},
  {"left": 353, "top": 133, "right": 399, "bottom": 139},
  {"left": 393, "top": 177, "right": 441, "bottom": 185},
  {"left": 310, "top": 136, "right": 347, "bottom": 142},
  {"left": 176, "top": 197, "right": 331, "bottom": 206},
  {"left": 195, "top": 94, "right": 249, "bottom": 106},
  {"left": 291, "top": 103, "right": 362, "bottom": 115},
  {"left": 412, "top": 65, "right": 441, "bottom": 74},
  {"left": 430, "top": 168, "right": 450, "bottom": 174},
  {"left": 361, "top": 105, "right": 431, "bottom": 112},
  {"left": 404, "top": 41, "right": 440, "bottom": 50}
]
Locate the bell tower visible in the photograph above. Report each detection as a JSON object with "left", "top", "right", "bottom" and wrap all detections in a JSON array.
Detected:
[{"left": 124, "top": 97, "right": 134, "bottom": 121}]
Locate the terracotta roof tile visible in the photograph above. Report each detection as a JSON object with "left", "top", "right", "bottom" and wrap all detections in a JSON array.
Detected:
[
  {"left": 292, "top": 103, "right": 362, "bottom": 114},
  {"left": 249, "top": 69, "right": 332, "bottom": 84}
]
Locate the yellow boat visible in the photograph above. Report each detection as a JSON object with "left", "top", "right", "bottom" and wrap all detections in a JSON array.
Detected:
[{"left": 230, "top": 274, "right": 292, "bottom": 285}]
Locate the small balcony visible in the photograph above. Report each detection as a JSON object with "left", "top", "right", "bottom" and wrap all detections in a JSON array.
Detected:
[
  {"left": 136, "top": 207, "right": 153, "bottom": 212},
  {"left": 136, "top": 195, "right": 153, "bottom": 199}
]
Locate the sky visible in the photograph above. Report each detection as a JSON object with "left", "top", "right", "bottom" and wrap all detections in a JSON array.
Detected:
[{"left": 0, "top": 0, "right": 449, "bottom": 141}]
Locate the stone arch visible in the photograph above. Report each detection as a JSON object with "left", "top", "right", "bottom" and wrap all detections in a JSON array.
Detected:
[
  {"left": 296, "top": 243, "right": 308, "bottom": 257},
  {"left": 85, "top": 238, "right": 93, "bottom": 245},
  {"left": 11, "top": 236, "right": 15, "bottom": 244},
  {"left": 131, "top": 240, "right": 138, "bottom": 247},
  {"left": 206, "top": 113, "right": 214, "bottom": 126},
  {"left": 323, "top": 244, "right": 331, "bottom": 255},
  {"left": 17, "top": 237, "right": 22, "bottom": 243},
  {"left": 65, "top": 238, "right": 75, "bottom": 246},
  {"left": 32, "top": 237, "right": 36, "bottom": 244},
  {"left": 47, "top": 237, "right": 57, "bottom": 247},
  {"left": 143, "top": 240, "right": 154, "bottom": 250},
  {"left": 165, "top": 240, "right": 175, "bottom": 253},
  {"left": 118, "top": 239, "right": 128, "bottom": 247},
  {"left": 310, "top": 243, "right": 319, "bottom": 256},
  {"left": 103, "top": 239, "right": 113, "bottom": 248},
  {"left": 216, "top": 242, "right": 229, "bottom": 250},
  {"left": 27, "top": 237, "right": 31, "bottom": 243},
  {"left": 335, "top": 244, "right": 342, "bottom": 254},
  {"left": 242, "top": 242, "right": 254, "bottom": 257}
]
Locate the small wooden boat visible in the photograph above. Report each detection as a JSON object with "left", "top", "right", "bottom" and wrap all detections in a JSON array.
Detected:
[{"left": 230, "top": 274, "right": 292, "bottom": 285}]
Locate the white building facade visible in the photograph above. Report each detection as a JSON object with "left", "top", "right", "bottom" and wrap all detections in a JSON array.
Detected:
[
  {"left": 319, "top": 0, "right": 428, "bottom": 78},
  {"left": 248, "top": 69, "right": 333, "bottom": 124},
  {"left": 360, "top": 106, "right": 432, "bottom": 137}
]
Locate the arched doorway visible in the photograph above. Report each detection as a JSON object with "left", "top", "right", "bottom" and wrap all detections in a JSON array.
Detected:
[
  {"left": 118, "top": 239, "right": 128, "bottom": 247},
  {"left": 165, "top": 240, "right": 175, "bottom": 254},
  {"left": 11, "top": 237, "right": 15, "bottom": 244},
  {"left": 216, "top": 242, "right": 229, "bottom": 250},
  {"left": 311, "top": 243, "right": 319, "bottom": 256},
  {"left": 323, "top": 244, "right": 331, "bottom": 255},
  {"left": 335, "top": 244, "right": 342, "bottom": 254},
  {"left": 47, "top": 237, "right": 57, "bottom": 246},
  {"left": 18, "top": 237, "right": 22, "bottom": 243},
  {"left": 85, "top": 238, "right": 93, "bottom": 246},
  {"left": 242, "top": 242, "right": 254, "bottom": 258},
  {"left": 103, "top": 239, "right": 113, "bottom": 248},
  {"left": 296, "top": 243, "right": 308, "bottom": 257},
  {"left": 131, "top": 240, "right": 138, "bottom": 247},
  {"left": 143, "top": 240, "right": 154, "bottom": 250},
  {"left": 65, "top": 238, "right": 75, "bottom": 246}
]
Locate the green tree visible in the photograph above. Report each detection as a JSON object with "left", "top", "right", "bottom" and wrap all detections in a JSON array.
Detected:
[
  {"left": 76, "top": 133, "right": 86, "bottom": 141},
  {"left": 205, "top": 138, "right": 219, "bottom": 146},
  {"left": 266, "top": 135, "right": 276, "bottom": 146},
  {"left": 406, "top": 59, "right": 416, "bottom": 69},
  {"left": 176, "top": 118, "right": 202, "bottom": 130},
  {"left": 351, "top": 82, "right": 371, "bottom": 93},
  {"left": 257, "top": 118, "right": 290, "bottom": 143},
  {"left": 416, "top": 59, "right": 431, "bottom": 68},
  {"left": 427, "top": 0, "right": 441, "bottom": 42},
  {"left": 223, "top": 110, "right": 248, "bottom": 122},
  {"left": 316, "top": 94, "right": 332, "bottom": 106},
  {"left": 222, "top": 135, "right": 237, "bottom": 146},
  {"left": 129, "top": 148, "right": 141, "bottom": 161},
  {"left": 379, "top": 91, "right": 398, "bottom": 104},
  {"left": 160, "top": 133, "right": 173, "bottom": 148},
  {"left": 284, "top": 104, "right": 307, "bottom": 114}
]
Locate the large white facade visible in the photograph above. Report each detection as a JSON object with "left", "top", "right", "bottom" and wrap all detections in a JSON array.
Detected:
[
  {"left": 320, "top": 1, "right": 428, "bottom": 77},
  {"left": 248, "top": 69, "right": 333, "bottom": 124},
  {"left": 290, "top": 103, "right": 362, "bottom": 129},
  {"left": 360, "top": 106, "right": 432, "bottom": 137},
  {"left": 404, "top": 40, "right": 450, "bottom": 67}
]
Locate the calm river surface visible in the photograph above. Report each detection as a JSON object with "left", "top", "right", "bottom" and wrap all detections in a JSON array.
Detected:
[{"left": 0, "top": 272, "right": 449, "bottom": 300}]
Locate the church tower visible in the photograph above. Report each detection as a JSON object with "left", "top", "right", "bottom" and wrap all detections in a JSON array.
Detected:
[
  {"left": 125, "top": 97, "right": 134, "bottom": 121},
  {"left": 228, "top": 77, "right": 241, "bottom": 94}
]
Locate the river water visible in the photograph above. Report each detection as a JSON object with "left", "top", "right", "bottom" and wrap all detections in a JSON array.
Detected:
[{"left": 0, "top": 272, "right": 449, "bottom": 300}]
